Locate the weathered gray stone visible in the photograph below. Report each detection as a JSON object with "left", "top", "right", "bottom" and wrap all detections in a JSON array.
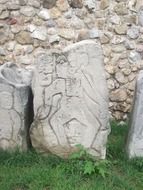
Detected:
[
  {"left": 31, "top": 26, "right": 47, "bottom": 41},
  {"left": 7, "top": 0, "right": 20, "bottom": 10},
  {"left": 107, "top": 79, "right": 115, "bottom": 90},
  {"left": 6, "top": 41, "right": 16, "bottom": 51},
  {"left": 38, "top": 9, "right": 50, "bottom": 20},
  {"left": 16, "top": 55, "right": 34, "bottom": 65},
  {"left": 100, "top": 34, "right": 110, "bottom": 44},
  {"left": 128, "top": 0, "right": 136, "bottom": 11},
  {"left": 0, "top": 0, "right": 8, "bottom": 3},
  {"left": 49, "top": 7, "right": 61, "bottom": 19},
  {"left": 57, "top": 0, "right": 69, "bottom": 11},
  {"left": 26, "top": 24, "right": 36, "bottom": 33},
  {"left": 138, "top": 6, "right": 143, "bottom": 26},
  {"left": 114, "top": 24, "right": 127, "bottom": 35},
  {"left": 105, "top": 64, "right": 115, "bottom": 74},
  {"left": 128, "top": 50, "right": 142, "bottom": 64},
  {"left": 0, "top": 63, "right": 32, "bottom": 151},
  {"left": 59, "top": 29, "right": 75, "bottom": 40},
  {"left": 11, "top": 25, "right": 22, "bottom": 34},
  {"left": 46, "top": 19, "right": 56, "bottom": 27},
  {"left": 42, "top": 0, "right": 57, "bottom": 9},
  {"left": 15, "top": 31, "right": 33, "bottom": 45},
  {"left": 112, "top": 45, "right": 126, "bottom": 53},
  {"left": 68, "top": 0, "right": 83, "bottom": 8},
  {"left": 110, "top": 15, "right": 120, "bottom": 25},
  {"left": 49, "top": 34, "right": 60, "bottom": 44},
  {"left": 115, "top": 71, "right": 128, "bottom": 84},
  {"left": 28, "top": 0, "right": 41, "bottom": 8},
  {"left": 111, "top": 36, "right": 125, "bottom": 45},
  {"left": 0, "top": 47, "right": 6, "bottom": 56},
  {"left": 110, "top": 89, "right": 128, "bottom": 102},
  {"left": 0, "top": 10, "right": 9, "bottom": 19},
  {"left": 30, "top": 40, "right": 110, "bottom": 159},
  {"left": 20, "top": 6, "right": 36, "bottom": 17},
  {"left": 0, "top": 28, "right": 8, "bottom": 44},
  {"left": 77, "top": 29, "right": 90, "bottom": 41},
  {"left": 89, "top": 28, "right": 100, "bottom": 39},
  {"left": 114, "top": 2, "right": 128, "bottom": 15},
  {"left": 84, "top": 0, "right": 96, "bottom": 10},
  {"left": 70, "top": 16, "right": 85, "bottom": 29},
  {"left": 127, "top": 26, "right": 139, "bottom": 39},
  {"left": 126, "top": 70, "right": 143, "bottom": 158},
  {"left": 100, "top": 0, "right": 109, "bottom": 10},
  {"left": 136, "top": 0, "right": 143, "bottom": 11},
  {"left": 19, "top": 0, "right": 27, "bottom": 6},
  {"left": 124, "top": 39, "right": 135, "bottom": 50},
  {"left": 0, "top": 4, "right": 7, "bottom": 14}
]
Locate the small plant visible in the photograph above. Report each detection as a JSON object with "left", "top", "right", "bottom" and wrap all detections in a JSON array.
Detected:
[
  {"left": 69, "top": 144, "right": 110, "bottom": 178},
  {"left": 130, "top": 158, "right": 143, "bottom": 172}
]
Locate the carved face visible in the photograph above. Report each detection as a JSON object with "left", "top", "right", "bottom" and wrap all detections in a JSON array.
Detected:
[
  {"left": 37, "top": 54, "right": 54, "bottom": 74},
  {"left": 37, "top": 53, "right": 55, "bottom": 86},
  {"left": 56, "top": 55, "right": 69, "bottom": 78}
]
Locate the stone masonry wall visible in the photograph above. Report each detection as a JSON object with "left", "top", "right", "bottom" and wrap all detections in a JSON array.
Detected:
[{"left": 0, "top": 0, "right": 143, "bottom": 120}]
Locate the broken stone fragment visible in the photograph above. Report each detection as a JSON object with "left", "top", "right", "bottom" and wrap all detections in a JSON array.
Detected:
[
  {"left": 30, "top": 40, "right": 110, "bottom": 159},
  {"left": 126, "top": 70, "right": 143, "bottom": 158},
  {"left": 0, "top": 63, "right": 33, "bottom": 151}
]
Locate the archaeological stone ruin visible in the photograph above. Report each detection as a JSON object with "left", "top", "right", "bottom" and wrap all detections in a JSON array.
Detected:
[
  {"left": 1, "top": 0, "right": 143, "bottom": 159},
  {"left": 126, "top": 70, "right": 143, "bottom": 158},
  {"left": 0, "top": 41, "right": 110, "bottom": 159},
  {"left": 30, "top": 40, "right": 110, "bottom": 159},
  {"left": 0, "top": 62, "right": 32, "bottom": 151},
  {"left": 1, "top": 0, "right": 143, "bottom": 120}
]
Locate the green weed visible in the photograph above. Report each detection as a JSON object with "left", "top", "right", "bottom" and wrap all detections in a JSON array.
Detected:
[{"left": 0, "top": 121, "right": 143, "bottom": 190}]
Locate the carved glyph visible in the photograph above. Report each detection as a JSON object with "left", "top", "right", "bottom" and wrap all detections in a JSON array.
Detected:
[
  {"left": 30, "top": 40, "right": 110, "bottom": 159},
  {"left": 126, "top": 70, "right": 143, "bottom": 158},
  {"left": 0, "top": 63, "right": 32, "bottom": 151}
]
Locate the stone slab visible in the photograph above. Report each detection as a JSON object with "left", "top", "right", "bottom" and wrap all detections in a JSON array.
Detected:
[
  {"left": 0, "top": 63, "right": 32, "bottom": 151},
  {"left": 126, "top": 70, "right": 143, "bottom": 158},
  {"left": 30, "top": 40, "right": 110, "bottom": 159}
]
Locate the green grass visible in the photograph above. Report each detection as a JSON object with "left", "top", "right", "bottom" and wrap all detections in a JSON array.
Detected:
[{"left": 0, "top": 121, "right": 143, "bottom": 190}]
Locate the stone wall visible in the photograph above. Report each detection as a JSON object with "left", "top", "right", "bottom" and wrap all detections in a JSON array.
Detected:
[{"left": 0, "top": 0, "right": 143, "bottom": 120}]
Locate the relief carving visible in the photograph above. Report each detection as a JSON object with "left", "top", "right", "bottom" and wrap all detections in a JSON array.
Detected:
[
  {"left": 30, "top": 40, "right": 110, "bottom": 159},
  {"left": 0, "top": 63, "right": 32, "bottom": 151}
]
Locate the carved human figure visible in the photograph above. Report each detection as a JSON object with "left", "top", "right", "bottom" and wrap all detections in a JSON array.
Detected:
[{"left": 30, "top": 40, "right": 110, "bottom": 158}]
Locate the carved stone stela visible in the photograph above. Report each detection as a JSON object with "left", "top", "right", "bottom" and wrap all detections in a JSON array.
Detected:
[
  {"left": 30, "top": 41, "right": 110, "bottom": 159},
  {"left": 0, "top": 63, "right": 32, "bottom": 151},
  {"left": 126, "top": 70, "right": 143, "bottom": 158}
]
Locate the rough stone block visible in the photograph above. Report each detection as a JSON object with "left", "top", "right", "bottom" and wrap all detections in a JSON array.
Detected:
[
  {"left": 30, "top": 40, "right": 110, "bottom": 159},
  {"left": 0, "top": 63, "right": 32, "bottom": 151},
  {"left": 126, "top": 70, "right": 143, "bottom": 158}
]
